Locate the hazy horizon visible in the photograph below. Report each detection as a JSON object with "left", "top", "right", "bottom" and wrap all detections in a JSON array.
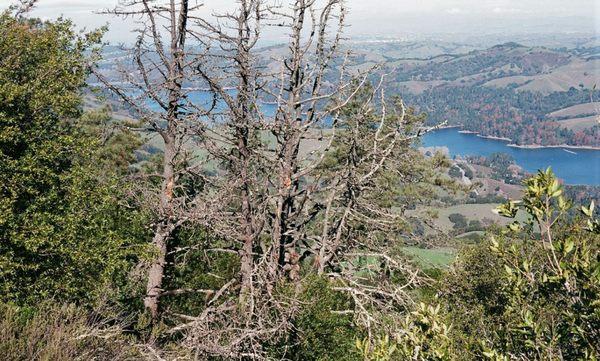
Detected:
[{"left": 2, "top": 0, "right": 598, "bottom": 44}]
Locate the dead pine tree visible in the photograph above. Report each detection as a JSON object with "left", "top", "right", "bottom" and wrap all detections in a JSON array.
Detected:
[
  {"left": 9, "top": 0, "right": 38, "bottom": 17},
  {"left": 265, "top": 0, "right": 350, "bottom": 281},
  {"left": 91, "top": 0, "right": 447, "bottom": 356},
  {"left": 169, "top": 0, "right": 445, "bottom": 357},
  {"left": 93, "top": 0, "right": 207, "bottom": 320},
  {"left": 191, "top": 0, "right": 268, "bottom": 314}
]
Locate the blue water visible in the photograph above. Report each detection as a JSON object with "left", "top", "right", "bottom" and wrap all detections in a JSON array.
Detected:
[
  {"left": 139, "top": 89, "right": 600, "bottom": 185},
  {"left": 146, "top": 90, "right": 332, "bottom": 126},
  {"left": 421, "top": 128, "right": 600, "bottom": 185}
]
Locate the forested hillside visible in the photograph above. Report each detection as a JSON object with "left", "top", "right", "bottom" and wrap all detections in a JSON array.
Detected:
[
  {"left": 0, "top": 1, "right": 598, "bottom": 360},
  {"left": 385, "top": 43, "right": 600, "bottom": 147},
  {"left": 97, "top": 38, "right": 600, "bottom": 147}
]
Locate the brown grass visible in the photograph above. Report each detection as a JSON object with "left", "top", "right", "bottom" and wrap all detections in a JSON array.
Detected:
[
  {"left": 558, "top": 115, "right": 599, "bottom": 132},
  {"left": 0, "top": 303, "right": 141, "bottom": 361}
]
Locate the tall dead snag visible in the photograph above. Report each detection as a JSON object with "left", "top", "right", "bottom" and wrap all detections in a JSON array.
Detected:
[
  {"left": 170, "top": 0, "right": 445, "bottom": 357},
  {"left": 191, "top": 0, "right": 267, "bottom": 312},
  {"left": 91, "top": 0, "right": 446, "bottom": 355},
  {"left": 10, "top": 0, "right": 38, "bottom": 17},
  {"left": 93, "top": 0, "right": 206, "bottom": 319},
  {"left": 266, "top": 0, "right": 349, "bottom": 280}
]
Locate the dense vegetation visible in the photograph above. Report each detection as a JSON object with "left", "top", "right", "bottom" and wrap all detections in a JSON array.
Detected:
[
  {"left": 0, "top": 13, "right": 147, "bottom": 307},
  {"left": 467, "top": 153, "right": 525, "bottom": 184},
  {"left": 406, "top": 86, "right": 600, "bottom": 146},
  {"left": 374, "top": 41, "right": 600, "bottom": 147},
  {"left": 356, "top": 169, "right": 600, "bottom": 360},
  {"left": 393, "top": 43, "right": 571, "bottom": 82},
  {"left": 0, "top": 2, "right": 598, "bottom": 360}
]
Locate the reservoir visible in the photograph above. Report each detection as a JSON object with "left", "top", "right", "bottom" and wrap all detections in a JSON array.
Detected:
[
  {"left": 144, "top": 91, "right": 600, "bottom": 185},
  {"left": 421, "top": 128, "right": 600, "bottom": 185}
]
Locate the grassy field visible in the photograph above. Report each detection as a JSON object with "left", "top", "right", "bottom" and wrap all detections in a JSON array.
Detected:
[
  {"left": 406, "top": 202, "right": 529, "bottom": 237},
  {"left": 558, "top": 115, "right": 599, "bottom": 132},
  {"left": 435, "top": 203, "right": 501, "bottom": 229},
  {"left": 402, "top": 246, "right": 456, "bottom": 268},
  {"left": 548, "top": 102, "right": 600, "bottom": 119}
]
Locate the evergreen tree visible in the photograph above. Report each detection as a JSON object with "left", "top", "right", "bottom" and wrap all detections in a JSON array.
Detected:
[{"left": 0, "top": 13, "right": 145, "bottom": 306}]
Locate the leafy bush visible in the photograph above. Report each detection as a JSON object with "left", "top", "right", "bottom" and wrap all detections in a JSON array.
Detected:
[
  {"left": 443, "top": 169, "right": 600, "bottom": 359},
  {"left": 356, "top": 303, "right": 453, "bottom": 361},
  {"left": 268, "top": 276, "right": 363, "bottom": 361},
  {"left": 448, "top": 213, "right": 467, "bottom": 231},
  {"left": 448, "top": 165, "right": 463, "bottom": 179},
  {"left": 0, "top": 14, "right": 147, "bottom": 308}
]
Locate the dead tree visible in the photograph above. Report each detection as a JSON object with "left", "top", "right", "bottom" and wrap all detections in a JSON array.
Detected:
[
  {"left": 190, "top": 0, "right": 268, "bottom": 312},
  {"left": 97, "top": 0, "right": 446, "bottom": 356},
  {"left": 266, "top": 0, "right": 349, "bottom": 280},
  {"left": 167, "top": 0, "right": 447, "bottom": 357},
  {"left": 10, "top": 0, "right": 38, "bottom": 17},
  {"left": 93, "top": 0, "right": 206, "bottom": 320}
]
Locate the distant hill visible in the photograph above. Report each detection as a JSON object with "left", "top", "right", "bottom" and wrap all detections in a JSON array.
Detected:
[
  {"left": 394, "top": 43, "right": 571, "bottom": 81},
  {"left": 360, "top": 42, "right": 600, "bottom": 147},
  {"left": 94, "top": 39, "right": 600, "bottom": 147},
  {"left": 380, "top": 43, "right": 598, "bottom": 95},
  {"left": 548, "top": 102, "right": 600, "bottom": 119}
]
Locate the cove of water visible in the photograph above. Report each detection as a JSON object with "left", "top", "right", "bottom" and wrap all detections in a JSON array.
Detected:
[
  {"left": 141, "top": 90, "right": 600, "bottom": 185},
  {"left": 421, "top": 128, "right": 600, "bottom": 185}
]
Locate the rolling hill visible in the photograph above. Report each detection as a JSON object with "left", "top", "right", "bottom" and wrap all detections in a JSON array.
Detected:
[
  {"left": 95, "top": 39, "right": 600, "bottom": 147},
  {"left": 374, "top": 42, "right": 600, "bottom": 147}
]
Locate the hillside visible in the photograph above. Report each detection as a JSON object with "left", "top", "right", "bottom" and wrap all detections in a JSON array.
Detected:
[
  {"left": 256, "top": 41, "right": 600, "bottom": 147},
  {"left": 548, "top": 102, "right": 600, "bottom": 119},
  {"left": 393, "top": 43, "right": 573, "bottom": 83},
  {"left": 382, "top": 43, "right": 600, "bottom": 147},
  {"left": 483, "top": 58, "right": 598, "bottom": 94},
  {"left": 95, "top": 40, "right": 600, "bottom": 147}
]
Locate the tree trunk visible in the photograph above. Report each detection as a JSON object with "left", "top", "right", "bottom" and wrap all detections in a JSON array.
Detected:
[
  {"left": 144, "top": 136, "right": 176, "bottom": 319},
  {"left": 144, "top": 222, "right": 171, "bottom": 319},
  {"left": 238, "top": 129, "right": 255, "bottom": 311}
]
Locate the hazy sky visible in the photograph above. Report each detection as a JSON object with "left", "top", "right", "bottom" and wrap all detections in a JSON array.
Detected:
[{"left": 3, "top": 0, "right": 598, "bottom": 43}]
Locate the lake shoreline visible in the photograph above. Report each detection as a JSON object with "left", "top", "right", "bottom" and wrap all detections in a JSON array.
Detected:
[
  {"left": 422, "top": 128, "right": 600, "bottom": 185},
  {"left": 506, "top": 143, "right": 600, "bottom": 151},
  {"left": 455, "top": 129, "right": 600, "bottom": 150},
  {"left": 458, "top": 130, "right": 512, "bottom": 142}
]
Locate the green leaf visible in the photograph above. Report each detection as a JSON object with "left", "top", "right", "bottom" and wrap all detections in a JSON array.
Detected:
[
  {"left": 564, "top": 239, "right": 574, "bottom": 254},
  {"left": 508, "top": 221, "right": 522, "bottom": 232},
  {"left": 582, "top": 203, "right": 593, "bottom": 217}
]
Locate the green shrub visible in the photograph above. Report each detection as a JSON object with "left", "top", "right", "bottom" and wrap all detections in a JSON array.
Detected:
[
  {"left": 443, "top": 169, "right": 600, "bottom": 359},
  {"left": 268, "top": 276, "right": 363, "bottom": 361}
]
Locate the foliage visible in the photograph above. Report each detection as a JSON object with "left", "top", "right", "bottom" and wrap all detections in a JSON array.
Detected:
[
  {"left": 440, "top": 241, "right": 511, "bottom": 358},
  {"left": 79, "top": 107, "right": 144, "bottom": 174},
  {"left": 467, "top": 153, "right": 524, "bottom": 184},
  {"left": 356, "top": 335, "right": 397, "bottom": 361},
  {"left": 442, "top": 169, "right": 600, "bottom": 359},
  {"left": 161, "top": 229, "right": 240, "bottom": 316},
  {"left": 0, "top": 12, "right": 146, "bottom": 307},
  {"left": 408, "top": 85, "right": 600, "bottom": 146},
  {"left": 395, "top": 303, "right": 453, "bottom": 360},
  {"left": 320, "top": 84, "right": 453, "bottom": 244},
  {"left": 2, "top": 2, "right": 598, "bottom": 360},
  {"left": 448, "top": 213, "right": 467, "bottom": 231},
  {"left": 565, "top": 184, "right": 600, "bottom": 218},
  {"left": 269, "top": 276, "right": 363, "bottom": 361},
  {"left": 357, "top": 303, "right": 453, "bottom": 361}
]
